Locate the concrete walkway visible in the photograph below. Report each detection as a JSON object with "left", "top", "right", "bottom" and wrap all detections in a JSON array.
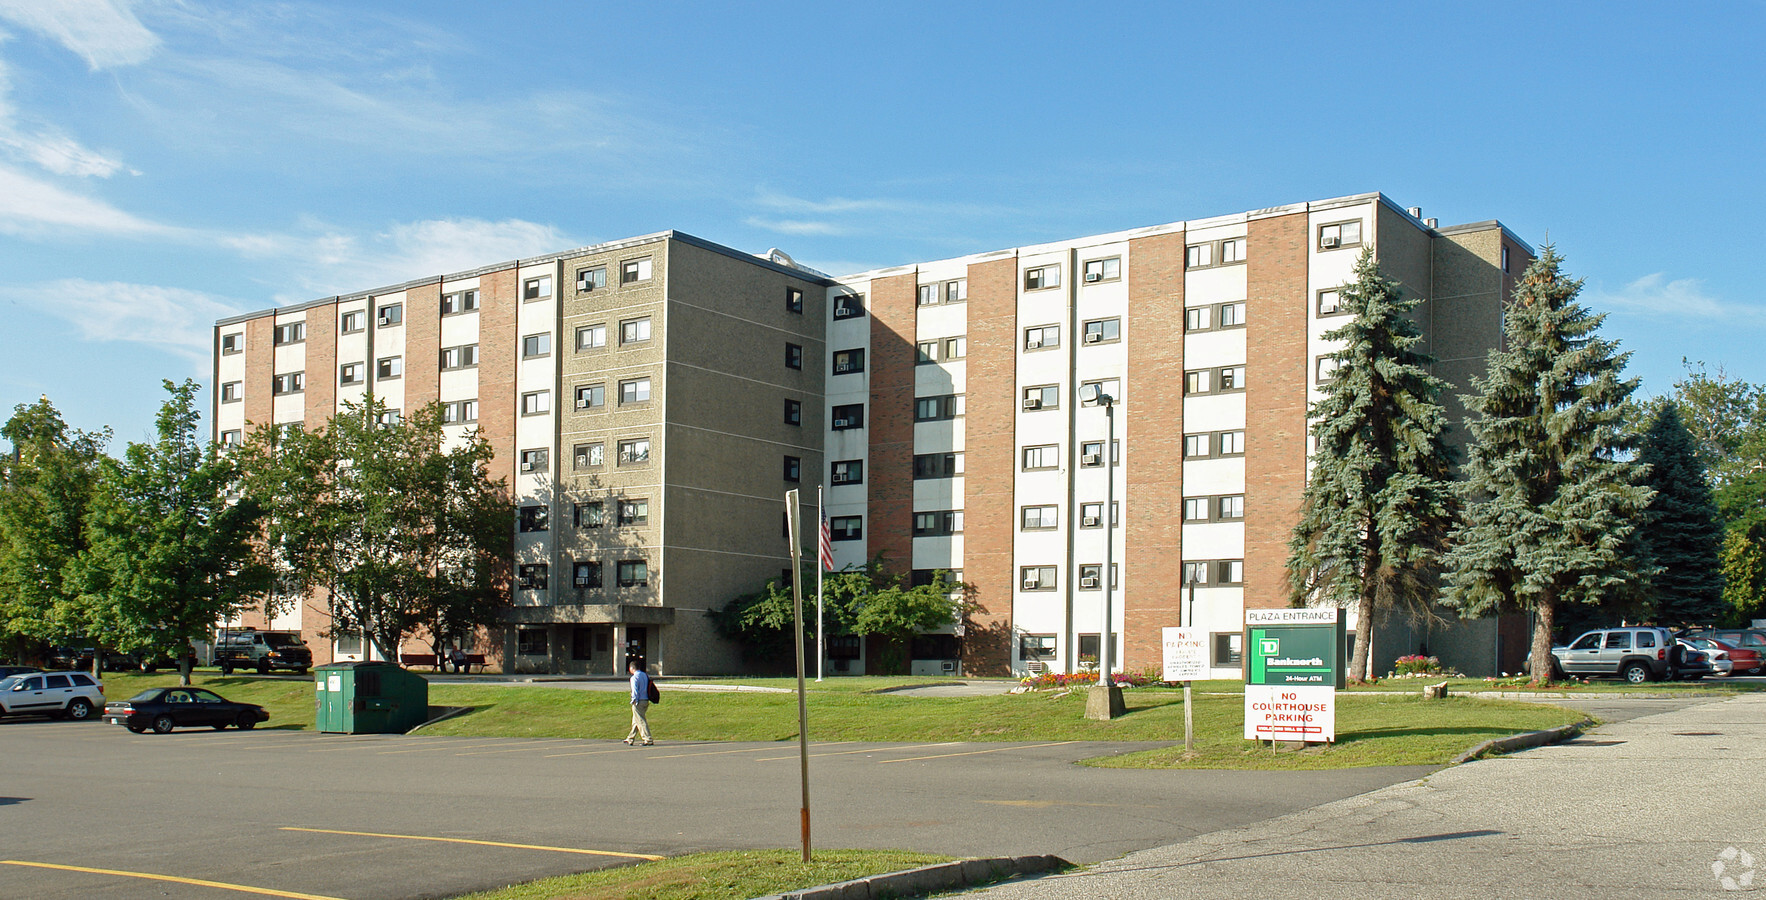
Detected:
[{"left": 969, "top": 693, "right": 1766, "bottom": 899}]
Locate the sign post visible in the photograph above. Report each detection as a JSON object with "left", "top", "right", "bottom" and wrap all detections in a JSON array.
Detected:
[
  {"left": 1161, "top": 627, "right": 1206, "bottom": 751},
  {"left": 1243, "top": 609, "right": 1345, "bottom": 744}
]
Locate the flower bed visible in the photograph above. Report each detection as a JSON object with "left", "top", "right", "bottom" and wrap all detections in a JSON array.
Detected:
[{"left": 1019, "top": 666, "right": 1164, "bottom": 690}]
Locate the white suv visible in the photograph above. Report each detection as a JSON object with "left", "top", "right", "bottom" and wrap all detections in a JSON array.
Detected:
[{"left": 0, "top": 671, "right": 105, "bottom": 720}]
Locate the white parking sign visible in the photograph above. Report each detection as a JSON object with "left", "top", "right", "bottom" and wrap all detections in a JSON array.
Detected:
[{"left": 1162, "top": 627, "right": 1207, "bottom": 682}]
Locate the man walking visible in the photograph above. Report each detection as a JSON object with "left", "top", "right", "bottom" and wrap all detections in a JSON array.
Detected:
[{"left": 624, "top": 659, "right": 654, "bottom": 746}]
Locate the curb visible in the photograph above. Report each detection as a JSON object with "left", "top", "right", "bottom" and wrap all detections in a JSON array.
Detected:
[
  {"left": 752, "top": 854, "right": 1068, "bottom": 900},
  {"left": 406, "top": 706, "right": 472, "bottom": 733},
  {"left": 862, "top": 681, "right": 968, "bottom": 694},
  {"left": 1450, "top": 717, "right": 1593, "bottom": 764}
]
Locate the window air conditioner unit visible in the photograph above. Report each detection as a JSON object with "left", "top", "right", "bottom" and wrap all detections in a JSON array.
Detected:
[
  {"left": 1025, "top": 340, "right": 1042, "bottom": 350},
  {"left": 1022, "top": 397, "right": 1041, "bottom": 410},
  {"left": 1321, "top": 235, "right": 1340, "bottom": 248},
  {"left": 1082, "top": 453, "right": 1102, "bottom": 466},
  {"left": 1080, "top": 576, "right": 1100, "bottom": 588},
  {"left": 1085, "top": 272, "right": 1101, "bottom": 283},
  {"left": 1082, "top": 515, "right": 1100, "bottom": 527},
  {"left": 833, "top": 418, "right": 851, "bottom": 428},
  {"left": 1021, "top": 579, "right": 1040, "bottom": 590},
  {"left": 834, "top": 307, "right": 854, "bottom": 318},
  {"left": 1084, "top": 332, "right": 1102, "bottom": 343}
]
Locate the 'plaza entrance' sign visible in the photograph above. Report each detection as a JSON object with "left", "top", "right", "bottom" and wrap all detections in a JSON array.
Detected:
[{"left": 1243, "top": 608, "right": 1346, "bottom": 743}]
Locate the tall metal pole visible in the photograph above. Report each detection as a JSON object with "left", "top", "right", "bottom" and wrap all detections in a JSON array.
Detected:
[
  {"left": 785, "top": 489, "right": 811, "bottom": 862},
  {"left": 816, "top": 486, "right": 825, "bottom": 682},
  {"left": 1098, "top": 397, "right": 1116, "bottom": 687}
]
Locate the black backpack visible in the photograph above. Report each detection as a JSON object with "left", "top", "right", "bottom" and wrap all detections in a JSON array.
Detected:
[{"left": 646, "top": 678, "right": 660, "bottom": 704}]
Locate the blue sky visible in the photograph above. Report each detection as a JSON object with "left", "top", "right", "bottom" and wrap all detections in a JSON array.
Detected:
[{"left": 1, "top": 1, "right": 1761, "bottom": 448}]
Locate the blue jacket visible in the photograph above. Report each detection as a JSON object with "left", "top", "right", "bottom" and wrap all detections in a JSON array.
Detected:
[{"left": 630, "top": 669, "right": 650, "bottom": 704}]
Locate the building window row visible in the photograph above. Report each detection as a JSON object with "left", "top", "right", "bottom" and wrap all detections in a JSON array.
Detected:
[
  {"left": 1078, "top": 501, "right": 1119, "bottom": 527},
  {"left": 376, "top": 304, "right": 403, "bottom": 328},
  {"left": 523, "top": 276, "right": 551, "bottom": 302},
  {"left": 273, "top": 322, "right": 305, "bottom": 345},
  {"left": 829, "top": 516, "right": 863, "bottom": 541},
  {"left": 914, "top": 452, "right": 963, "bottom": 479},
  {"left": 1187, "top": 238, "right": 1246, "bottom": 270},
  {"left": 441, "top": 290, "right": 479, "bottom": 315},
  {"left": 441, "top": 344, "right": 478, "bottom": 370},
  {"left": 1021, "top": 505, "right": 1058, "bottom": 530},
  {"left": 831, "top": 404, "right": 864, "bottom": 430},
  {"left": 1183, "top": 559, "right": 1245, "bottom": 585},
  {"left": 1185, "top": 301, "right": 1247, "bottom": 333},
  {"left": 570, "top": 257, "right": 652, "bottom": 294},
  {"left": 916, "top": 335, "right": 967, "bottom": 364},
  {"left": 271, "top": 372, "right": 303, "bottom": 395},
  {"left": 1024, "top": 264, "right": 1060, "bottom": 291},
  {"left": 1185, "top": 365, "right": 1247, "bottom": 396},
  {"left": 1077, "top": 563, "right": 1119, "bottom": 590},
  {"left": 1082, "top": 256, "right": 1121, "bottom": 284},
  {"left": 1024, "top": 324, "right": 1059, "bottom": 350},
  {"left": 831, "top": 459, "right": 863, "bottom": 485},
  {"left": 220, "top": 332, "right": 243, "bottom": 354},
  {"left": 832, "top": 293, "right": 865, "bottom": 320},
  {"left": 917, "top": 279, "right": 967, "bottom": 306},
  {"left": 916, "top": 394, "right": 964, "bottom": 422},
  {"left": 1078, "top": 438, "right": 1119, "bottom": 467},
  {"left": 1082, "top": 317, "right": 1120, "bottom": 344},
  {"left": 1184, "top": 429, "right": 1247, "bottom": 458},
  {"left": 913, "top": 510, "right": 963, "bottom": 537},
  {"left": 442, "top": 399, "right": 478, "bottom": 424},
  {"left": 1183, "top": 494, "right": 1245, "bottom": 522},
  {"left": 517, "top": 558, "right": 650, "bottom": 592},
  {"left": 1318, "top": 219, "right": 1363, "bottom": 251},
  {"left": 833, "top": 349, "right": 865, "bottom": 375}
]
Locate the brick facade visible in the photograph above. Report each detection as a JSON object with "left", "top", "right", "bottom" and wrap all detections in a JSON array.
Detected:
[
  {"left": 1122, "top": 231, "right": 1187, "bottom": 668},
  {"left": 959, "top": 256, "right": 1019, "bottom": 674},
  {"left": 1242, "top": 212, "right": 1310, "bottom": 609}
]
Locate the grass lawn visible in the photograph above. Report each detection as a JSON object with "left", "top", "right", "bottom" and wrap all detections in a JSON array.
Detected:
[
  {"left": 448, "top": 849, "right": 953, "bottom": 900},
  {"left": 1339, "top": 676, "right": 1766, "bottom": 693}
]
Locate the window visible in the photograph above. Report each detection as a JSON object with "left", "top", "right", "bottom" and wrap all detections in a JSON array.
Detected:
[
  {"left": 832, "top": 349, "right": 866, "bottom": 375},
  {"left": 1183, "top": 498, "right": 1209, "bottom": 521},
  {"left": 916, "top": 341, "right": 937, "bottom": 364},
  {"left": 573, "top": 561, "right": 602, "bottom": 589},
  {"left": 440, "top": 345, "right": 478, "bottom": 369},
  {"left": 621, "top": 257, "right": 652, "bottom": 284},
  {"left": 618, "top": 438, "right": 651, "bottom": 465},
  {"left": 916, "top": 394, "right": 964, "bottom": 421},
  {"left": 573, "top": 443, "right": 604, "bottom": 469},
  {"left": 831, "top": 459, "right": 863, "bottom": 485},
  {"left": 377, "top": 409, "right": 403, "bottom": 428},
  {"left": 1079, "top": 439, "right": 1118, "bottom": 466},
  {"left": 1022, "top": 444, "right": 1060, "bottom": 470},
  {"left": 830, "top": 516, "right": 863, "bottom": 541},
  {"left": 376, "top": 356, "right": 403, "bottom": 380},
  {"left": 340, "top": 311, "right": 364, "bottom": 333},
  {"left": 914, "top": 510, "right": 963, "bottom": 537},
  {"left": 1317, "top": 288, "right": 1344, "bottom": 316},
  {"left": 516, "top": 627, "right": 548, "bottom": 655},
  {"left": 1219, "top": 430, "right": 1246, "bottom": 455},
  {"left": 1316, "top": 356, "right": 1342, "bottom": 382},
  {"left": 1185, "top": 369, "right": 1212, "bottom": 395},
  {"left": 272, "top": 372, "right": 304, "bottom": 395},
  {"left": 1214, "top": 632, "right": 1243, "bottom": 667},
  {"left": 1216, "top": 559, "right": 1244, "bottom": 584},
  {"left": 785, "top": 287, "right": 803, "bottom": 313},
  {"left": 519, "top": 448, "right": 548, "bottom": 473},
  {"left": 522, "top": 333, "right": 552, "bottom": 358},
  {"left": 273, "top": 322, "right": 305, "bottom": 345},
  {"left": 576, "top": 324, "right": 607, "bottom": 350},
  {"left": 619, "top": 378, "right": 652, "bottom": 404},
  {"left": 574, "top": 500, "right": 604, "bottom": 527},
  {"left": 913, "top": 452, "right": 963, "bottom": 479},
  {"left": 1184, "top": 433, "right": 1209, "bottom": 458},
  {"left": 1502, "top": 245, "right": 1512, "bottom": 274},
  {"left": 1021, "top": 385, "right": 1059, "bottom": 411},
  {"left": 1183, "top": 561, "right": 1209, "bottom": 584},
  {"left": 833, "top": 293, "right": 865, "bottom": 319},
  {"left": 377, "top": 304, "right": 403, "bottom": 328},
  {"left": 1081, "top": 378, "right": 1121, "bottom": 404},
  {"left": 219, "top": 429, "right": 242, "bottom": 447},
  {"left": 1024, "top": 325, "right": 1059, "bottom": 350},
  {"left": 221, "top": 381, "right": 242, "bottom": 403},
  {"left": 1083, "top": 257, "right": 1121, "bottom": 283},
  {"left": 1021, "top": 634, "right": 1056, "bottom": 661},
  {"left": 1218, "top": 495, "right": 1245, "bottom": 519},
  {"left": 616, "top": 559, "right": 649, "bottom": 587},
  {"left": 917, "top": 284, "right": 937, "bottom": 306},
  {"left": 519, "top": 505, "right": 549, "bottom": 532},
  {"left": 945, "top": 279, "right": 967, "bottom": 302},
  {"left": 573, "top": 383, "right": 605, "bottom": 409},
  {"left": 1186, "top": 243, "right": 1213, "bottom": 268},
  {"left": 442, "top": 400, "right": 478, "bottom": 424},
  {"left": 785, "top": 343, "right": 803, "bottom": 369},
  {"left": 784, "top": 399, "right": 802, "bottom": 425},
  {"left": 620, "top": 317, "right": 651, "bottom": 344},
  {"left": 523, "top": 275, "right": 551, "bottom": 301},
  {"left": 1024, "top": 265, "right": 1060, "bottom": 290},
  {"left": 521, "top": 390, "right": 549, "bottom": 415},
  {"left": 1218, "top": 366, "right": 1246, "bottom": 391},
  {"left": 1020, "top": 565, "right": 1056, "bottom": 591},
  {"left": 220, "top": 332, "right": 243, "bottom": 354},
  {"left": 1185, "top": 307, "right": 1212, "bottom": 332},
  {"left": 831, "top": 404, "right": 864, "bottom": 429},
  {"left": 1219, "top": 301, "right": 1246, "bottom": 328},
  {"left": 1318, "top": 219, "right": 1363, "bottom": 250},
  {"left": 441, "top": 290, "right": 479, "bottom": 315},
  {"left": 576, "top": 266, "right": 607, "bottom": 292},
  {"left": 1021, "top": 505, "right": 1058, "bottom": 529},
  {"left": 783, "top": 456, "right": 800, "bottom": 482},
  {"left": 1219, "top": 238, "right": 1246, "bottom": 263},
  {"left": 944, "top": 336, "right": 967, "bottom": 359},
  {"left": 517, "top": 564, "right": 548, "bottom": 591},
  {"left": 618, "top": 499, "right": 649, "bottom": 526},
  {"left": 1082, "top": 318, "right": 1120, "bottom": 344},
  {"left": 1078, "top": 564, "right": 1118, "bottom": 589}
]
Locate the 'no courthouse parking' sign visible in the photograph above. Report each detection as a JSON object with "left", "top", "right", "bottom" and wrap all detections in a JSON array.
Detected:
[{"left": 1243, "top": 608, "right": 1345, "bottom": 742}]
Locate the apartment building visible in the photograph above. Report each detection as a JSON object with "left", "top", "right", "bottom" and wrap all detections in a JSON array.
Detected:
[{"left": 213, "top": 191, "right": 1533, "bottom": 678}]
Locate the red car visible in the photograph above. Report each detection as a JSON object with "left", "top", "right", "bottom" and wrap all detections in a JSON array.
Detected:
[{"left": 1684, "top": 638, "right": 1763, "bottom": 677}]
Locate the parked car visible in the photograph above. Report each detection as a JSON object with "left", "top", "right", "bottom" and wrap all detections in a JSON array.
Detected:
[
  {"left": 0, "top": 665, "right": 42, "bottom": 679},
  {"left": 214, "top": 629, "right": 311, "bottom": 675},
  {"left": 1682, "top": 637, "right": 1763, "bottom": 677},
  {"left": 1683, "top": 630, "right": 1766, "bottom": 675},
  {"left": 102, "top": 687, "right": 270, "bottom": 734},
  {"left": 0, "top": 671, "right": 105, "bottom": 720},
  {"left": 1672, "top": 641, "right": 1716, "bottom": 680},
  {"left": 1549, "top": 627, "right": 1678, "bottom": 683}
]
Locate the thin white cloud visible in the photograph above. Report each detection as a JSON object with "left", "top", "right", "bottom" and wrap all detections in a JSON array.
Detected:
[
  {"left": 0, "top": 40, "right": 132, "bottom": 177},
  {"left": 743, "top": 216, "right": 848, "bottom": 237},
  {"left": 1589, "top": 273, "right": 1761, "bottom": 324},
  {"left": 1, "top": 278, "right": 242, "bottom": 365},
  {"left": 0, "top": 0, "right": 158, "bottom": 70},
  {"left": 0, "top": 162, "right": 173, "bottom": 234}
]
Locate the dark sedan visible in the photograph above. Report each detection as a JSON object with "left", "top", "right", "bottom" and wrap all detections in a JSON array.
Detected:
[{"left": 102, "top": 687, "right": 270, "bottom": 734}]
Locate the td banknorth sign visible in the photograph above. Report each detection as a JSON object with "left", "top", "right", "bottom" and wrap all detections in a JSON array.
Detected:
[{"left": 1244, "top": 608, "right": 1346, "bottom": 742}]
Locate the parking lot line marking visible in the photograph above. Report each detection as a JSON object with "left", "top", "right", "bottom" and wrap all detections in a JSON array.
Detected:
[
  {"left": 878, "top": 741, "right": 1077, "bottom": 763},
  {"left": 645, "top": 744, "right": 817, "bottom": 759},
  {"left": 541, "top": 745, "right": 641, "bottom": 758},
  {"left": 454, "top": 739, "right": 584, "bottom": 756},
  {"left": 279, "top": 828, "right": 664, "bottom": 860},
  {"left": 374, "top": 740, "right": 519, "bottom": 755},
  {"left": 0, "top": 860, "right": 345, "bottom": 899},
  {"left": 755, "top": 742, "right": 961, "bottom": 762}
]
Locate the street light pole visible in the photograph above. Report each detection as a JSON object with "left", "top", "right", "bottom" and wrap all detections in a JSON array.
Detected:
[{"left": 1081, "top": 384, "right": 1123, "bottom": 721}]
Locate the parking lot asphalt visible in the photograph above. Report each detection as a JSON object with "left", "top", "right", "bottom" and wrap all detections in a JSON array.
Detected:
[{"left": 1, "top": 717, "right": 1430, "bottom": 900}]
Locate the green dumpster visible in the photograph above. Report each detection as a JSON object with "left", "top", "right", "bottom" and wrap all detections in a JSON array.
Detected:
[{"left": 313, "top": 661, "right": 430, "bottom": 734}]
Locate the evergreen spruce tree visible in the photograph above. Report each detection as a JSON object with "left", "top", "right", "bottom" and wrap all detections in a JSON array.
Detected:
[
  {"left": 1287, "top": 250, "right": 1458, "bottom": 682},
  {"left": 1637, "top": 404, "right": 1725, "bottom": 626},
  {"left": 1441, "top": 245, "right": 1655, "bottom": 682}
]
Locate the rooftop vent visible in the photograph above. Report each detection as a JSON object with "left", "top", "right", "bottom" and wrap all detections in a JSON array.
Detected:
[
  {"left": 1425, "top": 217, "right": 1439, "bottom": 229},
  {"left": 1407, "top": 206, "right": 1423, "bottom": 219}
]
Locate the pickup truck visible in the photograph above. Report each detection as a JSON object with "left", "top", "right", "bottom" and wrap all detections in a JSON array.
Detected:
[{"left": 214, "top": 631, "right": 312, "bottom": 675}]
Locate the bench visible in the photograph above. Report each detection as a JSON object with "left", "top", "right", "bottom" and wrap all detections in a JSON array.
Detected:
[{"left": 399, "top": 653, "right": 490, "bottom": 673}]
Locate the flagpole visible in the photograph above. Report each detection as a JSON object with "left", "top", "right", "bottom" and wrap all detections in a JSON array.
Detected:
[{"left": 816, "top": 485, "right": 825, "bottom": 682}]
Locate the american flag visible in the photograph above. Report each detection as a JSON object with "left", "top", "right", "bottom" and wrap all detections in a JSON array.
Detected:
[{"left": 818, "top": 510, "right": 834, "bottom": 572}]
